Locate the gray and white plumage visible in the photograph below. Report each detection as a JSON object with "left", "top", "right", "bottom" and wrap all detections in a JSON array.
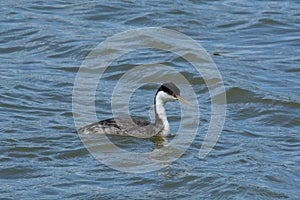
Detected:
[{"left": 78, "top": 82, "right": 192, "bottom": 138}]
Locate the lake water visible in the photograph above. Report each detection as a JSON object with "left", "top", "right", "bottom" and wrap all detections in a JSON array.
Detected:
[{"left": 1, "top": 0, "right": 299, "bottom": 199}]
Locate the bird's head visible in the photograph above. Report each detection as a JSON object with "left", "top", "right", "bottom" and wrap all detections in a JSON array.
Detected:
[{"left": 155, "top": 82, "right": 193, "bottom": 105}]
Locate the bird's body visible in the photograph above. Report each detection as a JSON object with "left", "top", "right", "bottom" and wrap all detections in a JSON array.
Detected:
[
  {"left": 78, "top": 82, "right": 192, "bottom": 138},
  {"left": 78, "top": 117, "right": 163, "bottom": 137}
]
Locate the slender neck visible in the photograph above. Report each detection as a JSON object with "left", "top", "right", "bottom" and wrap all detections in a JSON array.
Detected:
[{"left": 154, "top": 92, "right": 170, "bottom": 136}]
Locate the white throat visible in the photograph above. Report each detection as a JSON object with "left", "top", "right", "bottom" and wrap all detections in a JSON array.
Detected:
[{"left": 155, "top": 91, "right": 173, "bottom": 136}]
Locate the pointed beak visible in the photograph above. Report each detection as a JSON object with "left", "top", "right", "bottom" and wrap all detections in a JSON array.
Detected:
[{"left": 175, "top": 95, "right": 193, "bottom": 106}]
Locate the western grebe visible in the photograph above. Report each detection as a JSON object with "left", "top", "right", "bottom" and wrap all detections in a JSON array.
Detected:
[{"left": 78, "top": 82, "right": 192, "bottom": 138}]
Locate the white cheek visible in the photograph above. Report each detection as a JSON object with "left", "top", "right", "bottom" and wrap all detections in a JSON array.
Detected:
[
  {"left": 168, "top": 96, "right": 177, "bottom": 101},
  {"left": 158, "top": 92, "right": 176, "bottom": 102}
]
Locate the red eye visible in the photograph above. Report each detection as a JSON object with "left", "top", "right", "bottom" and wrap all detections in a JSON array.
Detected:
[{"left": 172, "top": 92, "right": 175, "bottom": 97}]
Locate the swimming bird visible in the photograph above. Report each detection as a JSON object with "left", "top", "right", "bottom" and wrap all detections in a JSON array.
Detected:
[{"left": 78, "top": 82, "right": 192, "bottom": 138}]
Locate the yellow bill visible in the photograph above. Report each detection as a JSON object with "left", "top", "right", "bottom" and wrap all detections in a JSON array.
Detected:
[{"left": 176, "top": 95, "right": 194, "bottom": 106}]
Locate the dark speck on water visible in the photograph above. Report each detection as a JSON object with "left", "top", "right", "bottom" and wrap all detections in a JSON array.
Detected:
[{"left": 0, "top": 0, "right": 299, "bottom": 199}]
